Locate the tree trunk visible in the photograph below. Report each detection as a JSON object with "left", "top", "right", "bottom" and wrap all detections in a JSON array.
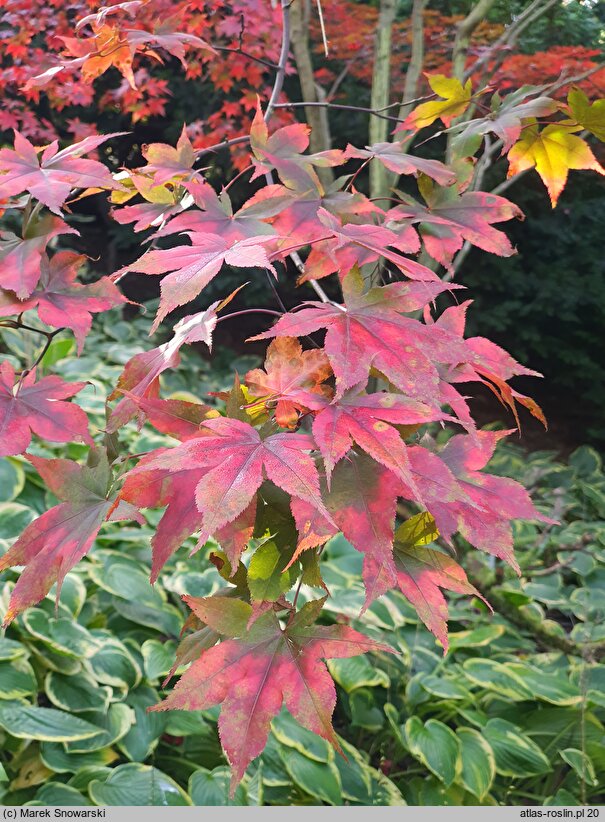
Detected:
[
  {"left": 369, "top": 0, "right": 396, "bottom": 200},
  {"left": 290, "top": 0, "right": 334, "bottom": 190}
]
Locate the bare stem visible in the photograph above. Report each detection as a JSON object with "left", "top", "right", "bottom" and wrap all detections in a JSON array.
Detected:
[
  {"left": 216, "top": 308, "right": 283, "bottom": 324},
  {"left": 265, "top": 0, "right": 293, "bottom": 122}
]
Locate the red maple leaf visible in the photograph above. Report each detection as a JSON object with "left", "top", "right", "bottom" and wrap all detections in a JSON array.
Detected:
[
  {"left": 290, "top": 453, "right": 402, "bottom": 606},
  {"left": 119, "top": 395, "right": 212, "bottom": 441},
  {"left": 120, "top": 233, "right": 277, "bottom": 329},
  {"left": 344, "top": 142, "right": 456, "bottom": 186},
  {"left": 292, "top": 445, "right": 477, "bottom": 609},
  {"left": 152, "top": 180, "right": 285, "bottom": 243},
  {"left": 406, "top": 431, "right": 553, "bottom": 571},
  {"left": 152, "top": 596, "right": 394, "bottom": 792},
  {"left": 0, "top": 451, "right": 140, "bottom": 624},
  {"left": 0, "top": 131, "right": 124, "bottom": 215},
  {"left": 0, "top": 252, "right": 125, "bottom": 352},
  {"left": 311, "top": 390, "right": 450, "bottom": 487},
  {"left": 390, "top": 512, "right": 487, "bottom": 652},
  {"left": 269, "top": 180, "right": 379, "bottom": 249},
  {"left": 120, "top": 446, "right": 207, "bottom": 582},
  {"left": 388, "top": 184, "right": 523, "bottom": 268},
  {"left": 251, "top": 269, "right": 465, "bottom": 403},
  {"left": 0, "top": 216, "right": 77, "bottom": 299},
  {"left": 250, "top": 102, "right": 343, "bottom": 192},
  {"left": 302, "top": 208, "right": 440, "bottom": 283},
  {"left": 0, "top": 361, "right": 92, "bottom": 457},
  {"left": 122, "top": 416, "right": 336, "bottom": 556},
  {"left": 427, "top": 300, "right": 545, "bottom": 427}
]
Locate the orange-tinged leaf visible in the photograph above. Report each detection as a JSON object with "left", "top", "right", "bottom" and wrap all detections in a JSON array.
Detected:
[
  {"left": 507, "top": 123, "right": 605, "bottom": 207},
  {"left": 81, "top": 25, "right": 136, "bottom": 89},
  {"left": 245, "top": 337, "right": 332, "bottom": 429}
]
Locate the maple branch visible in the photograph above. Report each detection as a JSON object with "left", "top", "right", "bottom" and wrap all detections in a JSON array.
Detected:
[
  {"left": 216, "top": 309, "right": 283, "bottom": 324},
  {"left": 0, "top": 319, "right": 52, "bottom": 336},
  {"left": 265, "top": 0, "right": 292, "bottom": 122},
  {"left": 265, "top": 269, "right": 288, "bottom": 313},
  {"left": 289, "top": 250, "right": 333, "bottom": 304},
  {"left": 273, "top": 100, "right": 408, "bottom": 123},
  {"left": 212, "top": 46, "right": 278, "bottom": 70},
  {"left": 326, "top": 59, "right": 354, "bottom": 100},
  {"left": 195, "top": 135, "right": 251, "bottom": 158},
  {"left": 18, "top": 327, "right": 64, "bottom": 383},
  {"left": 545, "top": 64, "right": 605, "bottom": 96},
  {"left": 467, "top": 571, "right": 605, "bottom": 663}
]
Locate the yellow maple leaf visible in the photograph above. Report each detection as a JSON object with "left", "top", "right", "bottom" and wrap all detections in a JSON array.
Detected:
[
  {"left": 507, "top": 123, "right": 605, "bottom": 208},
  {"left": 406, "top": 74, "right": 473, "bottom": 130}
]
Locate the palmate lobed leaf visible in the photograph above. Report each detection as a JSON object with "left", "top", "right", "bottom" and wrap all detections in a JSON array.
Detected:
[
  {"left": 0, "top": 361, "right": 92, "bottom": 457},
  {"left": 119, "top": 416, "right": 337, "bottom": 577},
  {"left": 387, "top": 185, "right": 523, "bottom": 268},
  {"left": 507, "top": 122, "right": 605, "bottom": 207},
  {"left": 344, "top": 142, "right": 456, "bottom": 186},
  {"left": 250, "top": 268, "right": 467, "bottom": 403},
  {"left": 249, "top": 100, "right": 344, "bottom": 193},
  {"left": 0, "top": 451, "right": 140, "bottom": 624},
  {"left": 119, "top": 232, "right": 277, "bottom": 330},
  {"left": 0, "top": 215, "right": 78, "bottom": 299},
  {"left": 564, "top": 86, "right": 605, "bottom": 142},
  {"left": 0, "top": 252, "right": 125, "bottom": 353},
  {"left": 403, "top": 74, "right": 473, "bottom": 130},
  {"left": 152, "top": 596, "right": 395, "bottom": 793},
  {"left": 0, "top": 130, "right": 125, "bottom": 216},
  {"left": 392, "top": 512, "right": 487, "bottom": 654},
  {"left": 244, "top": 337, "right": 333, "bottom": 429}
]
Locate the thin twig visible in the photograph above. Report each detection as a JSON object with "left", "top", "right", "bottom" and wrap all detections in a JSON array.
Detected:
[
  {"left": 216, "top": 308, "right": 283, "bottom": 324},
  {"left": 195, "top": 135, "right": 250, "bottom": 158},
  {"left": 212, "top": 45, "right": 278, "bottom": 70},
  {"left": 18, "top": 328, "right": 64, "bottom": 386},
  {"left": 273, "top": 100, "right": 407, "bottom": 123}
]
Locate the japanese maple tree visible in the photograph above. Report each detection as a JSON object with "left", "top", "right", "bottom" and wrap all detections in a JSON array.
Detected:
[{"left": 1, "top": 0, "right": 604, "bottom": 796}]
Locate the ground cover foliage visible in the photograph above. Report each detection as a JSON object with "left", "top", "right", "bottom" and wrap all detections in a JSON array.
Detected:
[{"left": 0, "top": 312, "right": 604, "bottom": 806}]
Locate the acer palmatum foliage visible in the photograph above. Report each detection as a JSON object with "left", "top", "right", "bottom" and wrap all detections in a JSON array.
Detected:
[{"left": 0, "top": 0, "right": 604, "bottom": 795}]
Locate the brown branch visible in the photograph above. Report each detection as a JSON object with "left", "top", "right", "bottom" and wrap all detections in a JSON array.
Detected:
[
  {"left": 195, "top": 135, "right": 251, "bottom": 158},
  {"left": 467, "top": 571, "right": 605, "bottom": 662},
  {"left": 212, "top": 45, "right": 278, "bottom": 70}
]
